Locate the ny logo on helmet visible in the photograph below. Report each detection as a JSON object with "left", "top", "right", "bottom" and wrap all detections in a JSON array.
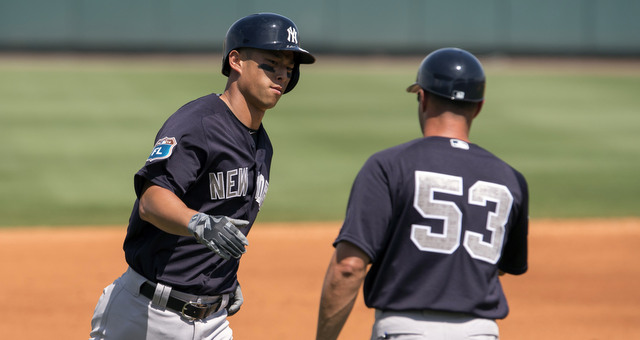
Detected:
[{"left": 287, "top": 27, "right": 298, "bottom": 44}]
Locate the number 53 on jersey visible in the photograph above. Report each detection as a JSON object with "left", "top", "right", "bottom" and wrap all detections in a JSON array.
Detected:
[{"left": 411, "top": 171, "right": 514, "bottom": 265}]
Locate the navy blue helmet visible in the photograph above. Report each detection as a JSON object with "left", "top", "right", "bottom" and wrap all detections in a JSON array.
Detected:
[
  {"left": 407, "top": 48, "right": 485, "bottom": 102},
  {"left": 222, "top": 13, "right": 316, "bottom": 93}
]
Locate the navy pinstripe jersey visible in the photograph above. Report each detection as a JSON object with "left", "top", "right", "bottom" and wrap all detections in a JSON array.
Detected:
[
  {"left": 124, "top": 93, "right": 272, "bottom": 296},
  {"left": 334, "top": 136, "right": 528, "bottom": 319}
]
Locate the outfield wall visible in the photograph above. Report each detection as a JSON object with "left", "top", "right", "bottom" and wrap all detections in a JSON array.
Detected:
[{"left": 1, "top": 0, "right": 638, "bottom": 55}]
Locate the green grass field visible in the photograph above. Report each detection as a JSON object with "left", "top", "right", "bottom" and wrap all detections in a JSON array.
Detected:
[{"left": 1, "top": 55, "right": 639, "bottom": 226}]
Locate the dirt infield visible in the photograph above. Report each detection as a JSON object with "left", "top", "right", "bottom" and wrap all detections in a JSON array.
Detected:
[{"left": 1, "top": 218, "right": 639, "bottom": 339}]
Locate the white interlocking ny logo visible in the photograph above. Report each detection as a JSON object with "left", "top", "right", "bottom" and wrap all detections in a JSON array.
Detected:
[{"left": 287, "top": 27, "right": 298, "bottom": 44}]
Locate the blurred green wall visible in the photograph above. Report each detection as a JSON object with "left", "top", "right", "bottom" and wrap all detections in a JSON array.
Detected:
[{"left": 0, "top": 0, "right": 638, "bottom": 55}]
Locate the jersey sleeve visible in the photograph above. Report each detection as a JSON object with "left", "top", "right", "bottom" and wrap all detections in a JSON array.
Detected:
[
  {"left": 334, "top": 155, "right": 394, "bottom": 263},
  {"left": 498, "top": 170, "right": 529, "bottom": 275},
  {"left": 134, "top": 118, "right": 208, "bottom": 199}
]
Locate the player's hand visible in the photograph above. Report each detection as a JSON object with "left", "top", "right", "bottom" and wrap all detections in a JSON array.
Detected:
[
  {"left": 227, "top": 284, "right": 244, "bottom": 316},
  {"left": 187, "top": 213, "right": 249, "bottom": 260}
]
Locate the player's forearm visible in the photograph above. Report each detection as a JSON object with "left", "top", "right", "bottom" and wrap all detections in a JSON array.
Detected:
[
  {"left": 316, "top": 253, "right": 365, "bottom": 340},
  {"left": 138, "top": 183, "right": 196, "bottom": 236},
  {"left": 316, "top": 292, "right": 357, "bottom": 340}
]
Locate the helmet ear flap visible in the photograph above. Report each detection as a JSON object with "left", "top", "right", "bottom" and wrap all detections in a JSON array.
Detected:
[
  {"left": 222, "top": 57, "right": 231, "bottom": 77},
  {"left": 284, "top": 63, "right": 300, "bottom": 94}
]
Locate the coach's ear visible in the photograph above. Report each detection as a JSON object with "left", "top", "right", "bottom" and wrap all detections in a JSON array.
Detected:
[
  {"left": 419, "top": 89, "right": 429, "bottom": 113},
  {"left": 473, "top": 100, "right": 484, "bottom": 119}
]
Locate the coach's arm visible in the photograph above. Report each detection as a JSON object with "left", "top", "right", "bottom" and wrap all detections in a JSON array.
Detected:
[{"left": 316, "top": 241, "right": 370, "bottom": 340}]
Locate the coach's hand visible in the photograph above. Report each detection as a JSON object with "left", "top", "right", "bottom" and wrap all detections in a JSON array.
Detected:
[{"left": 187, "top": 213, "right": 249, "bottom": 260}]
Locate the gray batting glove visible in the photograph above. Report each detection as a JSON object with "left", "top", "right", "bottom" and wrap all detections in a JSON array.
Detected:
[
  {"left": 227, "top": 284, "right": 243, "bottom": 316},
  {"left": 187, "top": 213, "right": 249, "bottom": 260}
]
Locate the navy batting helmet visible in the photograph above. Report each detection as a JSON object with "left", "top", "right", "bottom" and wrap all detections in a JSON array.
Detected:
[
  {"left": 407, "top": 48, "right": 485, "bottom": 102},
  {"left": 222, "top": 13, "right": 316, "bottom": 94}
]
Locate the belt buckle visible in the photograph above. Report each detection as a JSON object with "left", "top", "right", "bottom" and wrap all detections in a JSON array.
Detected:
[{"left": 181, "top": 301, "right": 207, "bottom": 321}]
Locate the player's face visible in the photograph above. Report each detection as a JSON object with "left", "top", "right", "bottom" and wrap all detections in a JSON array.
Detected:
[{"left": 239, "top": 49, "right": 295, "bottom": 111}]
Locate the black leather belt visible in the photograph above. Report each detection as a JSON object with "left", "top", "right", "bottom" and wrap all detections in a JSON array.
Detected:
[{"left": 140, "top": 281, "right": 222, "bottom": 320}]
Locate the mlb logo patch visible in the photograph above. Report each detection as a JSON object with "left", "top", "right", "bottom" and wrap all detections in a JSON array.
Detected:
[
  {"left": 452, "top": 90, "right": 466, "bottom": 100},
  {"left": 147, "top": 137, "right": 177, "bottom": 162},
  {"left": 450, "top": 139, "right": 470, "bottom": 150}
]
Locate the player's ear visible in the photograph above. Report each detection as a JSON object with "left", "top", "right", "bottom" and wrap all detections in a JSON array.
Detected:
[{"left": 228, "top": 50, "right": 244, "bottom": 75}]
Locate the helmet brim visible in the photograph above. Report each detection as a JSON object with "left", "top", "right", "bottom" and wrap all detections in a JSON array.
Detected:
[
  {"left": 294, "top": 48, "right": 316, "bottom": 64},
  {"left": 406, "top": 83, "right": 421, "bottom": 93}
]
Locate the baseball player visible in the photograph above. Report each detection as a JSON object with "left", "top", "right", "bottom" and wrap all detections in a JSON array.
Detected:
[
  {"left": 316, "top": 48, "right": 528, "bottom": 340},
  {"left": 89, "top": 13, "right": 314, "bottom": 340}
]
